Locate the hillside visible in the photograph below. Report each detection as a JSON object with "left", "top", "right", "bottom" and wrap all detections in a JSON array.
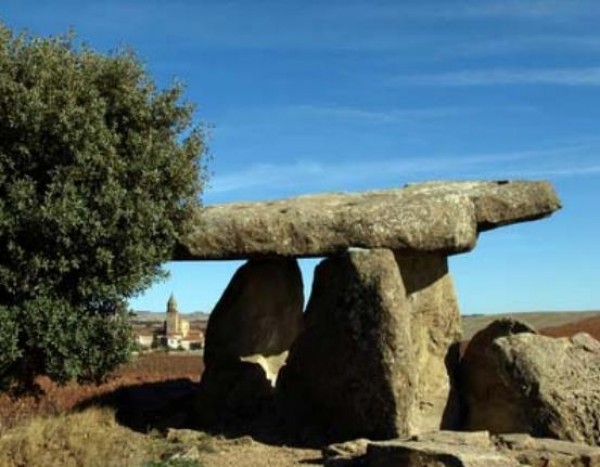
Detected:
[
  {"left": 131, "top": 309, "right": 600, "bottom": 337},
  {"left": 461, "top": 310, "right": 600, "bottom": 339}
]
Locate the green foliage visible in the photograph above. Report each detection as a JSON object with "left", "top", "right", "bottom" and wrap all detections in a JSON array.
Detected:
[
  {"left": 0, "top": 306, "right": 21, "bottom": 387},
  {"left": 0, "top": 24, "right": 207, "bottom": 389}
]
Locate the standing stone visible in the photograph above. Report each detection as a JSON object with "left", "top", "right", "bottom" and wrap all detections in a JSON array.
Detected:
[
  {"left": 196, "top": 257, "right": 304, "bottom": 425},
  {"left": 395, "top": 253, "right": 462, "bottom": 432},
  {"left": 278, "top": 248, "right": 414, "bottom": 441},
  {"left": 462, "top": 322, "right": 600, "bottom": 446},
  {"left": 277, "top": 248, "right": 461, "bottom": 441}
]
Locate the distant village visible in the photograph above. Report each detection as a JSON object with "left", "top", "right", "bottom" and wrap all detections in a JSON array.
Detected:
[{"left": 132, "top": 294, "right": 206, "bottom": 351}]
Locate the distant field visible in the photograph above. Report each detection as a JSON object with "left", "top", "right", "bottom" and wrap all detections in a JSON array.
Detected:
[
  {"left": 462, "top": 310, "right": 600, "bottom": 339},
  {"left": 133, "top": 310, "right": 210, "bottom": 322},
  {"left": 132, "top": 309, "right": 600, "bottom": 340}
]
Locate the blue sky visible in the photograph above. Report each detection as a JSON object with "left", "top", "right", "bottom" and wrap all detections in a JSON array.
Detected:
[{"left": 3, "top": 1, "right": 599, "bottom": 314}]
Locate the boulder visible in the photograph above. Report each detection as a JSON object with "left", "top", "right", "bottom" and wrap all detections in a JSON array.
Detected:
[
  {"left": 331, "top": 431, "right": 600, "bottom": 467},
  {"left": 196, "top": 257, "right": 304, "bottom": 425},
  {"left": 497, "top": 433, "right": 600, "bottom": 466},
  {"left": 365, "top": 431, "right": 519, "bottom": 467},
  {"left": 460, "top": 318, "right": 537, "bottom": 432},
  {"left": 175, "top": 181, "right": 561, "bottom": 260},
  {"left": 323, "top": 438, "right": 370, "bottom": 466},
  {"left": 277, "top": 248, "right": 461, "bottom": 441},
  {"left": 463, "top": 326, "right": 600, "bottom": 446}
]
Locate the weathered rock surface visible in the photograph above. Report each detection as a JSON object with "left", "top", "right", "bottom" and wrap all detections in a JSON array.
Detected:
[
  {"left": 366, "top": 433, "right": 519, "bottom": 467},
  {"left": 324, "top": 432, "right": 498, "bottom": 466},
  {"left": 196, "top": 258, "right": 304, "bottom": 424},
  {"left": 203, "top": 257, "right": 304, "bottom": 370},
  {"left": 277, "top": 249, "right": 415, "bottom": 441},
  {"left": 277, "top": 249, "right": 461, "bottom": 441},
  {"left": 460, "top": 319, "right": 538, "bottom": 432},
  {"left": 324, "top": 431, "right": 600, "bottom": 466},
  {"left": 323, "top": 439, "right": 370, "bottom": 466},
  {"left": 497, "top": 433, "right": 600, "bottom": 466},
  {"left": 175, "top": 180, "right": 561, "bottom": 260},
  {"left": 463, "top": 325, "right": 600, "bottom": 446},
  {"left": 395, "top": 253, "right": 462, "bottom": 433}
]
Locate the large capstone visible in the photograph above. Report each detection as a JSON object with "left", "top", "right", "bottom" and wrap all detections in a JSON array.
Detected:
[
  {"left": 277, "top": 248, "right": 461, "bottom": 441},
  {"left": 195, "top": 257, "right": 304, "bottom": 425},
  {"left": 175, "top": 181, "right": 561, "bottom": 260}
]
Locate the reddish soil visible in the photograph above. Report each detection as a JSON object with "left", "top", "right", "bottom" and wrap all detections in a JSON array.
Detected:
[
  {"left": 0, "top": 353, "right": 204, "bottom": 432},
  {"left": 460, "top": 315, "right": 600, "bottom": 356},
  {"left": 539, "top": 316, "right": 600, "bottom": 340}
]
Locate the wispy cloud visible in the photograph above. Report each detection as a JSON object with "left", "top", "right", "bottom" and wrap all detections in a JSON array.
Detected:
[
  {"left": 291, "top": 105, "right": 478, "bottom": 124},
  {"left": 438, "top": 1, "right": 598, "bottom": 19},
  {"left": 335, "top": 1, "right": 598, "bottom": 21},
  {"left": 12, "top": 1, "right": 598, "bottom": 53},
  {"left": 390, "top": 68, "right": 600, "bottom": 86},
  {"left": 439, "top": 35, "right": 600, "bottom": 59},
  {"left": 205, "top": 144, "right": 597, "bottom": 200},
  {"left": 214, "top": 104, "right": 539, "bottom": 138},
  {"left": 507, "top": 164, "right": 600, "bottom": 178}
]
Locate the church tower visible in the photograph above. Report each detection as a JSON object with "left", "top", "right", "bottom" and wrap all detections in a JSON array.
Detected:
[{"left": 165, "top": 293, "right": 180, "bottom": 336}]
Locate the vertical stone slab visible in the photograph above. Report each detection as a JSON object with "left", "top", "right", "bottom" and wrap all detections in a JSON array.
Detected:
[
  {"left": 277, "top": 249, "right": 416, "bottom": 441},
  {"left": 195, "top": 257, "right": 304, "bottom": 425},
  {"left": 277, "top": 249, "right": 462, "bottom": 441},
  {"left": 395, "top": 253, "right": 462, "bottom": 432}
]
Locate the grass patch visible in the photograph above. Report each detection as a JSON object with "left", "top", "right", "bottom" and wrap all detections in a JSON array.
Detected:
[
  {"left": 0, "top": 407, "right": 217, "bottom": 467},
  {"left": 0, "top": 407, "right": 150, "bottom": 467}
]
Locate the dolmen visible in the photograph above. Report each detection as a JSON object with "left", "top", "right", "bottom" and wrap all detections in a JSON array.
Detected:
[{"left": 175, "top": 180, "right": 562, "bottom": 441}]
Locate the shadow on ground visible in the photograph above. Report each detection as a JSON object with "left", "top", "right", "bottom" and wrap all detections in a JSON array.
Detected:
[
  {"left": 76, "top": 378, "right": 200, "bottom": 433},
  {"left": 75, "top": 378, "right": 326, "bottom": 452}
]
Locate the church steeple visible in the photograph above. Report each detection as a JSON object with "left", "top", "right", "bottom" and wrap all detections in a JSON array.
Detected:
[
  {"left": 167, "top": 293, "right": 178, "bottom": 314},
  {"left": 164, "top": 293, "right": 190, "bottom": 340}
]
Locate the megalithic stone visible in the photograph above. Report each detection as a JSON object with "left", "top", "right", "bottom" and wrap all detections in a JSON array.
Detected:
[
  {"left": 277, "top": 248, "right": 462, "bottom": 441},
  {"left": 394, "top": 253, "right": 462, "bottom": 433},
  {"left": 461, "top": 321, "right": 600, "bottom": 446},
  {"left": 277, "top": 248, "right": 415, "bottom": 441},
  {"left": 195, "top": 257, "right": 304, "bottom": 425},
  {"left": 175, "top": 181, "right": 561, "bottom": 260}
]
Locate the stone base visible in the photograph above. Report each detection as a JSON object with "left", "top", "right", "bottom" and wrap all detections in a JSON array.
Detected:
[{"left": 324, "top": 431, "right": 600, "bottom": 467}]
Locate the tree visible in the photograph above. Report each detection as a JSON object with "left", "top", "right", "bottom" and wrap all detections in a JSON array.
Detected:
[{"left": 0, "top": 24, "right": 208, "bottom": 390}]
